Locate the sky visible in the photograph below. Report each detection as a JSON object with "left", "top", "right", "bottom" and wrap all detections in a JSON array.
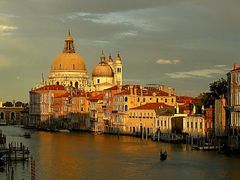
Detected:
[{"left": 0, "top": 0, "right": 239, "bottom": 102}]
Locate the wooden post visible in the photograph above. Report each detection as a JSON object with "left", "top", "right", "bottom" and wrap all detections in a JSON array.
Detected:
[
  {"left": 11, "top": 167, "right": 14, "bottom": 180},
  {"left": 31, "top": 157, "right": 36, "bottom": 180}
]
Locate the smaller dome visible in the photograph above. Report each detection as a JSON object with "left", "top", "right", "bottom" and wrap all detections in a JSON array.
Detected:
[{"left": 92, "top": 63, "right": 114, "bottom": 77}]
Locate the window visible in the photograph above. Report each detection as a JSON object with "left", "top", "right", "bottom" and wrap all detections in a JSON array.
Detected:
[
  {"left": 187, "top": 122, "right": 189, "bottom": 128},
  {"left": 137, "top": 98, "right": 140, "bottom": 102},
  {"left": 156, "top": 98, "right": 158, "bottom": 103},
  {"left": 124, "top": 105, "right": 128, "bottom": 111},
  {"left": 60, "top": 64, "right": 62, "bottom": 69},
  {"left": 81, "top": 107, "right": 84, "bottom": 111},
  {"left": 172, "top": 98, "right": 174, "bottom": 103},
  {"left": 73, "top": 64, "right": 75, "bottom": 69},
  {"left": 0, "top": 112, "right": 4, "bottom": 119},
  {"left": 191, "top": 122, "right": 193, "bottom": 128},
  {"left": 56, "top": 81, "right": 59, "bottom": 85},
  {"left": 161, "top": 120, "right": 163, "bottom": 126},
  {"left": 143, "top": 98, "right": 145, "bottom": 102},
  {"left": 97, "top": 79, "right": 100, "bottom": 83},
  {"left": 165, "top": 99, "right": 167, "bottom": 103},
  {"left": 195, "top": 122, "right": 198, "bottom": 129},
  {"left": 125, "top": 97, "right": 128, "bottom": 102},
  {"left": 200, "top": 122, "right": 202, "bottom": 129},
  {"left": 117, "top": 68, "right": 121, "bottom": 73},
  {"left": 164, "top": 121, "right": 166, "bottom": 127},
  {"left": 157, "top": 120, "right": 159, "bottom": 126}
]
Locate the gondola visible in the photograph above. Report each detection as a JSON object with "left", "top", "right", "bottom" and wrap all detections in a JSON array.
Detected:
[
  {"left": 24, "top": 132, "right": 31, "bottom": 138},
  {"left": 160, "top": 151, "right": 167, "bottom": 161}
]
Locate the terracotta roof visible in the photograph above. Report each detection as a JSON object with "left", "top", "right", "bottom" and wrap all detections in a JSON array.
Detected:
[
  {"left": 131, "top": 103, "right": 173, "bottom": 110},
  {"left": 31, "top": 85, "right": 65, "bottom": 92},
  {"left": 88, "top": 94, "right": 104, "bottom": 101}
]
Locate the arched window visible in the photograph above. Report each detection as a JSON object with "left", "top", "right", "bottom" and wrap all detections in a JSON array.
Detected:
[
  {"left": 156, "top": 98, "right": 158, "bottom": 103},
  {"left": 60, "top": 64, "right": 62, "bottom": 69},
  {"left": 70, "top": 81, "right": 73, "bottom": 86},
  {"left": 73, "top": 64, "right": 75, "bottom": 70},
  {"left": 125, "top": 97, "right": 128, "bottom": 102},
  {"left": 0, "top": 112, "right": 4, "bottom": 120},
  {"left": 75, "top": 81, "right": 78, "bottom": 89},
  {"left": 11, "top": 112, "right": 15, "bottom": 121},
  {"left": 143, "top": 98, "right": 145, "bottom": 102},
  {"left": 56, "top": 81, "right": 59, "bottom": 85}
]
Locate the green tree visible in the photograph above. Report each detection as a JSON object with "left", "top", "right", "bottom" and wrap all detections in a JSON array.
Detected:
[
  {"left": 15, "top": 101, "right": 23, "bottom": 107},
  {"left": 3, "top": 101, "right": 13, "bottom": 107},
  {"left": 209, "top": 78, "right": 228, "bottom": 99}
]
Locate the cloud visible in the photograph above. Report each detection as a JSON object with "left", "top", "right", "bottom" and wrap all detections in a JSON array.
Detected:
[
  {"left": 0, "top": 24, "right": 17, "bottom": 36},
  {"left": 156, "top": 59, "right": 180, "bottom": 65},
  {"left": 166, "top": 65, "right": 229, "bottom": 79},
  {"left": 65, "top": 9, "right": 160, "bottom": 32}
]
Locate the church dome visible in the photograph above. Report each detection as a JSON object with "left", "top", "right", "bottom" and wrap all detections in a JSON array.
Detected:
[
  {"left": 50, "top": 31, "right": 86, "bottom": 72},
  {"left": 92, "top": 63, "right": 114, "bottom": 77},
  {"left": 92, "top": 51, "right": 114, "bottom": 77},
  {"left": 51, "top": 53, "right": 86, "bottom": 72}
]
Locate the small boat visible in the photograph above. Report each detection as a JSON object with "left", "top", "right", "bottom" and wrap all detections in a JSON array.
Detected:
[
  {"left": 59, "top": 129, "right": 70, "bottom": 133},
  {"left": 160, "top": 151, "right": 167, "bottom": 161},
  {"left": 24, "top": 132, "right": 31, "bottom": 138}
]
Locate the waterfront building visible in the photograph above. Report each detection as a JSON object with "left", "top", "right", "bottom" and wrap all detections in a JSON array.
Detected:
[
  {"left": 126, "top": 103, "right": 174, "bottom": 135},
  {"left": 204, "top": 106, "right": 214, "bottom": 137},
  {"left": 215, "top": 96, "right": 226, "bottom": 136},
  {"left": 182, "top": 115, "right": 205, "bottom": 137},
  {"left": 112, "top": 85, "right": 177, "bottom": 132},
  {"left": 29, "top": 85, "right": 67, "bottom": 127},
  {"left": 88, "top": 92, "right": 104, "bottom": 132},
  {"left": 226, "top": 63, "right": 240, "bottom": 134},
  {"left": 0, "top": 105, "right": 24, "bottom": 125}
]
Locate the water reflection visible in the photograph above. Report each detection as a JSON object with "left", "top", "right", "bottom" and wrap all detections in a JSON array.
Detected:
[{"left": 0, "top": 126, "right": 240, "bottom": 180}]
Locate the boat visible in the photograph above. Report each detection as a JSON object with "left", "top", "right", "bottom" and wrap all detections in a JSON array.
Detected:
[
  {"left": 24, "top": 132, "right": 31, "bottom": 138},
  {"left": 59, "top": 129, "right": 70, "bottom": 133},
  {"left": 160, "top": 151, "right": 167, "bottom": 161}
]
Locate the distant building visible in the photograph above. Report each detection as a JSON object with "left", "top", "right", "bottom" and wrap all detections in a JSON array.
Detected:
[
  {"left": 215, "top": 96, "right": 226, "bottom": 136},
  {"left": 204, "top": 106, "right": 214, "bottom": 137},
  {"left": 227, "top": 63, "right": 240, "bottom": 134},
  {"left": 0, "top": 106, "right": 24, "bottom": 125}
]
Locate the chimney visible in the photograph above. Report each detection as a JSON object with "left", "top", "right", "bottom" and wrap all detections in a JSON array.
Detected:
[
  {"left": 140, "top": 85, "right": 143, "bottom": 96},
  {"left": 233, "top": 63, "right": 238, "bottom": 71},
  {"left": 168, "top": 86, "right": 172, "bottom": 96},
  {"left": 160, "top": 84, "right": 165, "bottom": 91},
  {"left": 130, "top": 85, "right": 133, "bottom": 95},
  {"left": 0, "top": 100, "right": 2, "bottom": 108},
  {"left": 133, "top": 86, "right": 137, "bottom": 95},
  {"left": 176, "top": 103, "right": 179, "bottom": 114}
]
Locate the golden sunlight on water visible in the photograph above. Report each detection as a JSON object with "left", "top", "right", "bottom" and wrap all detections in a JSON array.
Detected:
[{"left": 0, "top": 126, "right": 240, "bottom": 180}]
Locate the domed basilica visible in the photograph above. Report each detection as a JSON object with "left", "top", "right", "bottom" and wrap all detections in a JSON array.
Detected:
[{"left": 48, "top": 32, "right": 123, "bottom": 91}]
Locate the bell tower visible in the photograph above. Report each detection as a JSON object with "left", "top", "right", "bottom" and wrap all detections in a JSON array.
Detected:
[{"left": 114, "top": 52, "right": 123, "bottom": 85}]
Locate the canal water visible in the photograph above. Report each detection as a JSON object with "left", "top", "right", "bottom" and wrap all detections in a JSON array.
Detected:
[{"left": 0, "top": 126, "right": 239, "bottom": 180}]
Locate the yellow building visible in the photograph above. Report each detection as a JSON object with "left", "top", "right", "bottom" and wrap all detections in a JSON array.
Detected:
[
  {"left": 183, "top": 115, "right": 205, "bottom": 137},
  {"left": 48, "top": 31, "right": 89, "bottom": 90},
  {"left": 125, "top": 103, "right": 174, "bottom": 135},
  {"left": 112, "top": 85, "right": 177, "bottom": 132}
]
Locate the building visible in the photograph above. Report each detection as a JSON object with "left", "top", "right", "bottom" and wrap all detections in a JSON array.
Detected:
[
  {"left": 112, "top": 85, "right": 177, "bottom": 132},
  {"left": 29, "top": 85, "right": 66, "bottom": 127},
  {"left": 126, "top": 103, "right": 174, "bottom": 135},
  {"left": 215, "top": 96, "right": 226, "bottom": 136},
  {"left": 182, "top": 115, "right": 205, "bottom": 137},
  {"left": 204, "top": 106, "right": 214, "bottom": 137},
  {"left": 227, "top": 63, "right": 240, "bottom": 134}
]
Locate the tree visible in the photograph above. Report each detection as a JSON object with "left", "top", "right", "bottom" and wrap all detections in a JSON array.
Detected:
[
  {"left": 195, "top": 78, "right": 228, "bottom": 109},
  {"left": 15, "top": 101, "right": 23, "bottom": 107},
  {"left": 3, "top": 101, "right": 13, "bottom": 107},
  {"left": 209, "top": 78, "right": 228, "bottom": 99}
]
